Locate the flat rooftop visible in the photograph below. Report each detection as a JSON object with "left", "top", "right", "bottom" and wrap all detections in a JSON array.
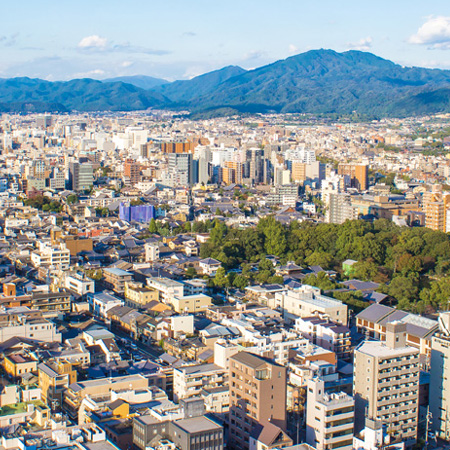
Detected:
[{"left": 356, "top": 340, "right": 419, "bottom": 358}]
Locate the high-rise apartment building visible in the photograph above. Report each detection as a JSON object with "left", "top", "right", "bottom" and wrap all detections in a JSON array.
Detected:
[
  {"left": 123, "top": 158, "right": 141, "bottom": 185},
  {"left": 326, "top": 193, "right": 359, "bottom": 224},
  {"left": 423, "top": 186, "right": 450, "bottom": 232},
  {"left": 291, "top": 161, "right": 307, "bottom": 183},
  {"left": 306, "top": 377, "right": 354, "bottom": 450},
  {"left": 353, "top": 322, "right": 420, "bottom": 447},
  {"left": 429, "top": 312, "right": 450, "bottom": 440},
  {"left": 338, "top": 164, "right": 368, "bottom": 191},
  {"left": 228, "top": 352, "right": 287, "bottom": 450}
]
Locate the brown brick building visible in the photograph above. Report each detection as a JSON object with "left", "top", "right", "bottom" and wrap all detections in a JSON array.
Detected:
[{"left": 228, "top": 352, "right": 287, "bottom": 450}]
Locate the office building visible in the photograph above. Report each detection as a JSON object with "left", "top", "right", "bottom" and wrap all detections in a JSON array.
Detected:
[
  {"left": 68, "top": 161, "right": 94, "bottom": 191},
  {"left": 168, "top": 153, "right": 194, "bottom": 186}
]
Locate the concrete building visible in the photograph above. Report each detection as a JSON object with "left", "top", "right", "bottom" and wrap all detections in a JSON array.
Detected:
[
  {"left": 228, "top": 352, "right": 287, "bottom": 450},
  {"left": 353, "top": 418, "right": 405, "bottom": 450},
  {"left": 429, "top": 312, "right": 450, "bottom": 440},
  {"left": 0, "top": 308, "right": 61, "bottom": 343},
  {"left": 168, "top": 153, "right": 194, "bottom": 186},
  {"left": 273, "top": 286, "right": 348, "bottom": 325},
  {"left": 353, "top": 322, "right": 420, "bottom": 447},
  {"left": 295, "top": 315, "right": 352, "bottom": 360},
  {"left": 69, "top": 161, "right": 94, "bottom": 191},
  {"left": 170, "top": 294, "right": 213, "bottom": 313},
  {"left": 326, "top": 193, "right": 359, "bottom": 224},
  {"left": 306, "top": 377, "right": 354, "bottom": 450},
  {"left": 31, "top": 241, "right": 70, "bottom": 271},
  {"left": 147, "top": 277, "right": 184, "bottom": 303},
  {"left": 103, "top": 268, "right": 134, "bottom": 294},
  {"left": 173, "top": 363, "right": 227, "bottom": 402},
  {"left": 65, "top": 272, "right": 95, "bottom": 297},
  {"left": 88, "top": 292, "right": 124, "bottom": 318},
  {"left": 144, "top": 242, "right": 160, "bottom": 262}
]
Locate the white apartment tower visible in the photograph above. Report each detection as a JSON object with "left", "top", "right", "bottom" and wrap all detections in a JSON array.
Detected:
[
  {"left": 353, "top": 322, "right": 420, "bottom": 447},
  {"left": 306, "top": 377, "right": 354, "bottom": 450}
]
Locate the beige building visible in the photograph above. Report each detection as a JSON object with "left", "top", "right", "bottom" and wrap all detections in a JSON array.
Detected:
[
  {"left": 124, "top": 281, "right": 159, "bottom": 307},
  {"left": 173, "top": 363, "right": 227, "bottom": 402},
  {"left": 64, "top": 374, "right": 148, "bottom": 419},
  {"left": 228, "top": 352, "right": 287, "bottom": 450},
  {"left": 273, "top": 286, "right": 348, "bottom": 325},
  {"left": 353, "top": 322, "right": 420, "bottom": 446},
  {"left": 170, "top": 294, "right": 213, "bottom": 313},
  {"left": 31, "top": 242, "right": 70, "bottom": 271},
  {"left": 306, "top": 377, "right": 354, "bottom": 450},
  {"left": 429, "top": 312, "right": 450, "bottom": 440},
  {"left": 38, "top": 361, "right": 77, "bottom": 411}
]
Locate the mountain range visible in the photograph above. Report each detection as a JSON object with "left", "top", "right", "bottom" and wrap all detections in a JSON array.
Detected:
[{"left": 2, "top": 49, "right": 450, "bottom": 117}]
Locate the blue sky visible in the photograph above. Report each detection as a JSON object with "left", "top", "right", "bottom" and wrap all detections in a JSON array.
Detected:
[{"left": 1, "top": 0, "right": 450, "bottom": 81}]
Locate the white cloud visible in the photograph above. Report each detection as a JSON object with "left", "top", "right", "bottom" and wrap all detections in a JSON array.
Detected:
[
  {"left": 73, "top": 69, "right": 105, "bottom": 78},
  {"left": 409, "top": 16, "right": 450, "bottom": 49},
  {"left": 78, "top": 35, "right": 108, "bottom": 49},
  {"left": 288, "top": 44, "right": 299, "bottom": 54},
  {"left": 347, "top": 36, "right": 373, "bottom": 51},
  {"left": 121, "top": 61, "right": 133, "bottom": 68}
]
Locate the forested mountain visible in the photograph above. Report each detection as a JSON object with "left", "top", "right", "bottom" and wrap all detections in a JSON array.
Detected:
[
  {"left": 2, "top": 50, "right": 450, "bottom": 116},
  {"left": 0, "top": 77, "right": 167, "bottom": 112}
]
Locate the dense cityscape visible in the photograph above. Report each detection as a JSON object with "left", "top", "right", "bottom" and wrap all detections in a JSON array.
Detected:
[{"left": 0, "top": 110, "right": 449, "bottom": 450}]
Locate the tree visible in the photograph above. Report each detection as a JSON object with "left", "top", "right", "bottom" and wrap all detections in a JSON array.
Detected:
[
  {"left": 303, "top": 272, "right": 336, "bottom": 291},
  {"left": 420, "top": 278, "right": 450, "bottom": 310},
  {"left": 214, "top": 267, "right": 228, "bottom": 288},
  {"left": 352, "top": 260, "right": 379, "bottom": 281},
  {"left": 257, "top": 216, "right": 287, "bottom": 256},
  {"left": 233, "top": 275, "right": 249, "bottom": 290},
  {"left": 66, "top": 194, "right": 79, "bottom": 204},
  {"left": 385, "top": 276, "right": 418, "bottom": 309},
  {"left": 305, "top": 251, "right": 334, "bottom": 269},
  {"left": 185, "top": 267, "right": 197, "bottom": 279},
  {"left": 148, "top": 218, "right": 158, "bottom": 234}
]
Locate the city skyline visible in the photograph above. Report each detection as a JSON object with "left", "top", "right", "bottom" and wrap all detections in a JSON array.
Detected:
[{"left": 1, "top": 0, "right": 450, "bottom": 81}]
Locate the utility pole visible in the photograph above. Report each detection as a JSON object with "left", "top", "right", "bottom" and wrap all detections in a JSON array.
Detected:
[{"left": 425, "top": 405, "right": 432, "bottom": 449}]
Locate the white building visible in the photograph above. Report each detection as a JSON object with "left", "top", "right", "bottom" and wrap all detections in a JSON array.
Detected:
[
  {"left": 214, "top": 340, "right": 239, "bottom": 370},
  {"left": 31, "top": 241, "right": 70, "bottom": 271},
  {"left": 170, "top": 315, "right": 194, "bottom": 337},
  {"left": 65, "top": 273, "right": 95, "bottom": 296},
  {"left": 173, "top": 363, "right": 227, "bottom": 402},
  {"left": 353, "top": 418, "right": 404, "bottom": 450},
  {"left": 144, "top": 242, "right": 160, "bottom": 262},
  {"left": 147, "top": 277, "right": 184, "bottom": 303},
  {"left": 272, "top": 286, "right": 348, "bottom": 325},
  {"left": 430, "top": 312, "right": 450, "bottom": 440},
  {"left": 88, "top": 292, "right": 124, "bottom": 318},
  {"left": 306, "top": 377, "right": 354, "bottom": 450}
]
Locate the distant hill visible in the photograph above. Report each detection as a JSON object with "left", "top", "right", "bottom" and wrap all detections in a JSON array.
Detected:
[
  {"left": 2, "top": 50, "right": 450, "bottom": 116},
  {"left": 0, "top": 77, "right": 167, "bottom": 112},
  {"left": 154, "top": 65, "right": 247, "bottom": 104},
  {"left": 103, "top": 75, "right": 168, "bottom": 90},
  {"left": 154, "top": 50, "right": 450, "bottom": 116}
]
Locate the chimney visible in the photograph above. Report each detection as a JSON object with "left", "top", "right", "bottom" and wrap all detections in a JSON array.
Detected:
[{"left": 385, "top": 321, "right": 407, "bottom": 349}]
